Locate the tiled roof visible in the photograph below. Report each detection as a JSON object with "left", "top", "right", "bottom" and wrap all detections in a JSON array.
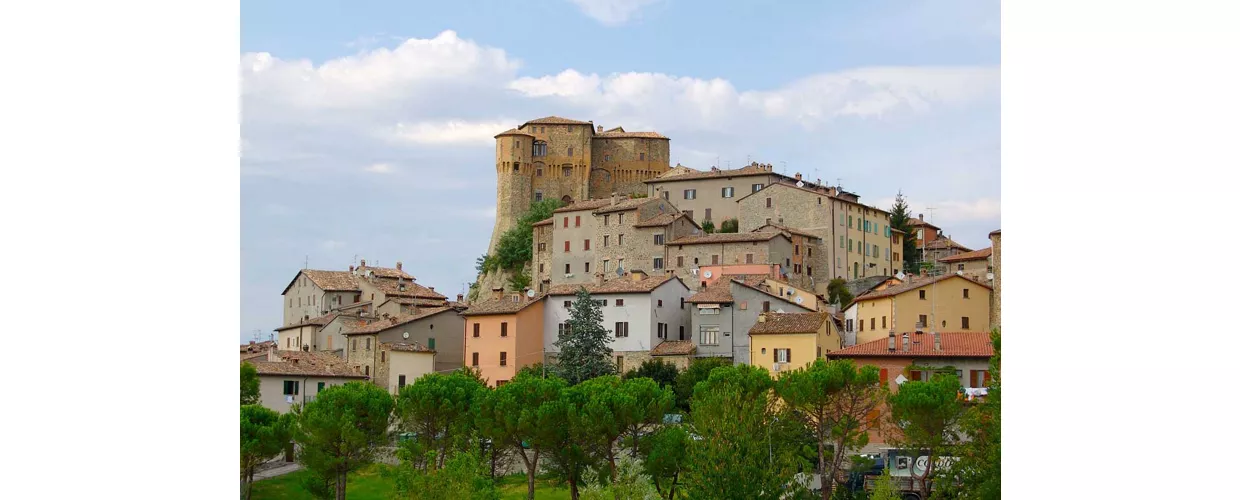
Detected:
[
  {"left": 923, "top": 238, "right": 972, "bottom": 252},
  {"left": 829, "top": 332, "right": 993, "bottom": 358},
  {"left": 644, "top": 163, "right": 773, "bottom": 183},
  {"left": 241, "top": 340, "right": 277, "bottom": 353},
  {"left": 907, "top": 217, "right": 940, "bottom": 230},
  {"left": 734, "top": 181, "right": 889, "bottom": 216},
  {"left": 383, "top": 341, "right": 435, "bottom": 353},
  {"left": 547, "top": 275, "right": 684, "bottom": 296},
  {"left": 275, "top": 312, "right": 339, "bottom": 331},
  {"left": 285, "top": 270, "right": 360, "bottom": 294},
  {"left": 533, "top": 217, "right": 554, "bottom": 227},
  {"left": 384, "top": 297, "right": 448, "bottom": 307},
  {"left": 247, "top": 350, "right": 367, "bottom": 378},
  {"left": 345, "top": 307, "right": 455, "bottom": 335},
  {"left": 850, "top": 274, "right": 991, "bottom": 305},
  {"left": 593, "top": 197, "right": 661, "bottom": 215},
  {"left": 460, "top": 295, "right": 545, "bottom": 316},
  {"left": 523, "top": 116, "right": 592, "bottom": 126},
  {"left": 684, "top": 274, "right": 767, "bottom": 304},
  {"left": 373, "top": 279, "right": 447, "bottom": 300},
  {"left": 355, "top": 265, "right": 414, "bottom": 280},
  {"left": 494, "top": 128, "right": 534, "bottom": 138},
  {"left": 633, "top": 212, "right": 689, "bottom": 228},
  {"left": 989, "top": 229, "right": 1001, "bottom": 237},
  {"left": 339, "top": 301, "right": 372, "bottom": 311},
  {"left": 754, "top": 223, "right": 820, "bottom": 239},
  {"left": 750, "top": 312, "right": 829, "bottom": 335},
  {"left": 553, "top": 198, "right": 618, "bottom": 213},
  {"left": 594, "top": 130, "right": 669, "bottom": 139},
  {"left": 844, "top": 276, "right": 898, "bottom": 299},
  {"left": 669, "top": 231, "right": 785, "bottom": 246},
  {"left": 325, "top": 314, "right": 369, "bottom": 332},
  {"left": 938, "top": 247, "right": 992, "bottom": 263},
  {"left": 651, "top": 340, "right": 696, "bottom": 356}
]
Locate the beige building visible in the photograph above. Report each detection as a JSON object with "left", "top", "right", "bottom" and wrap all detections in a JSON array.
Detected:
[
  {"left": 850, "top": 274, "right": 993, "bottom": 345},
  {"left": 243, "top": 350, "right": 368, "bottom": 413},
  {"left": 648, "top": 340, "right": 696, "bottom": 370},
  {"left": 644, "top": 163, "right": 790, "bottom": 224},
  {"left": 989, "top": 229, "right": 1001, "bottom": 329},
  {"left": 749, "top": 311, "right": 840, "bottom": 376},
  {"left": 666, "top": 231, "right": 795, "bottom": 290},
  {"left": 377, "top": 342, "right": 437, "bottom": 395},
  {"left": 343, "top": 307, "right": 464, "bottom": 377},
  {"left": 939, "top": 247, "right": 993, "bottom": 283}
]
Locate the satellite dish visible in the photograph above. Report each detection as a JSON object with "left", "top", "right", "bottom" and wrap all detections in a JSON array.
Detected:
[
  {"left": 402, "top": 331, "right": 410, "bottom": 339},
  {"left": 526, "top": 289, "right": 536, "bottom": 298},
  {"left": 615, "top": 266, "right": 624, "bottom": 276},
  {"left": 702, "top": 270, "right": 713, "bottom": 279},
  {"left": 794, "top": 296, "right": 804, "bottom": 304},
  {"left": 796, "top": 181, "right": 804, "bottom": 188}
]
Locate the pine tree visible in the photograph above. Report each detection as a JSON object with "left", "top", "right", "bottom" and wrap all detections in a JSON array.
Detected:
[
  {"left": 553, "top": 287, "right": 615, "bottom": 384},
  {"left": 889, "top": 191, "right": 919, "bottom": 274}
]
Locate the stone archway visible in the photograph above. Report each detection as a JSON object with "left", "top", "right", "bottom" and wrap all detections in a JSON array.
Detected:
[{"left": 561, "top": 195, "right": 574, "bottom": 204}]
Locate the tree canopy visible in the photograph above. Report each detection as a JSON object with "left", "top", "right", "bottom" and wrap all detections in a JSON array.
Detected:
[
  {"left": 553, "top": 288, "right": 616, "bottom": 384},
  {"left": 937, "top": 329, "right": 1001, "bottom": 499},
  {"left": 295, "top": 382, "right": 395, "bottom": 500},
  {"left": 241, "top": 362, "right": 260, "bottom": 406},
  {"left": 473, "top": 373, "right": 567, "bottom": 500},
  {"left": 394, "top": 370, "right": 488, "bottom": 471},
  {"left": 492, "top": 199, "right": 564, "bottom": 272},
  {"left": 825, "top": 278, "right": 853, "bottom": 309},
  {"left": 673, "top": 357, "right": 730, "bottom": 411},
  {"left": 887, "top": 372, "right": 966, "bottom": 500},
  {"left": 623, "top": 359, "right": 679, "bottom": 390},
  {"left": 719, "top": 218, "right": 739, "bottom": 233},
  {"left": 889, "top": 191, "right": 918, "bottom": 274},
  {"left": 240, "top": 404, "right": 293, "bottom": 500}
]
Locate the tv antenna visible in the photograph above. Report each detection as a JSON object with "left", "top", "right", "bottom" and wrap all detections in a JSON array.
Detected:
[{"left": 303, "top": 255, "right": 309, "bottom": 270}]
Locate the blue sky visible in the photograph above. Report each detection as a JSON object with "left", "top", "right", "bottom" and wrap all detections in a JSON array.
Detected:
[{"left": 240, "top": 0, "right": 1000, "bottom": 341}]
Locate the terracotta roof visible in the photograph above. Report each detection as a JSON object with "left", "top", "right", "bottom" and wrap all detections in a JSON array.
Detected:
[
  {"left": 522, "top": 116, "right": 592, "bottom": 126},
  {"left": 923, "top": 238, "right": 972, "bottom": 252},
  {"left": 553, "top": 198, "right": 617, "bottom": 213},
  {"left": 339, "top": 301, "right": 371, "bottom": 311},
  {"left": 373, "top": 279, "right": 447, "bottom": 300},
  {"left": 734, "top": 181, "right": 889, "bottom": 216},
  {"left": 633, "top": 212, "right": 691, "bottom": 228},
  {"left": 908, "top": 217, "right": 940, "bottom": 230},
  {"left": 891, "top": 227, "right": 907, "bottom": 235},
  {"left": 651, "top": 340, "right": 696, "bottom": 356},
  {"left": 247, "top": 350, "right": 367, "bottom": 378},
  {"left": 494, "top": 128, "right": 534, "bottom": 138},
  {"left": 284, "top": 270, "right": 360, "bottom": 295},
  {"left": 386, "top": 297, "right": 448, "bottom": 307},
  {"left": 684, "top": 275, "right": 772, "bottom": 304},
  {"left": 592, "top": 197, "right": 662, "bottom": 215},
  {"left": 669, "top": 231, "right": 786, "bottom": 246},
  {"left": 844, "top": 276, "right": 899, "bottom": 299},
  {"left": 750, "top": 312, "right": 829, "bottom": 335},
  {"left": 382, "top": 341, "right": 435, "bottom": 353},
  {"left": 275, "top": 312, "right": 339, "bottom": 331},
  {"left": 533, "top": 217, "right": 554, "bottom": 227},
  {"left": 829, "top": 332, "right": 993, "bottom": 358},
  {"left": 754, "top": 223, "right": 820, "bottom": 240},
  {"left": 938, "top": 247, "right": 992, "bottom": 263},
  {"left": 644, "top": 163, "right": 774, "bottom": 184},
  {"left": 345, "top": 307, "right": 455, "bottom": 335},
  {"left": 460, "top": 295, "right": 545, "bottom": 316},
  {"left": 241, "top": 340, "right": 277, "bottom": 353},
  {"left": 355, "top": 265, "right": 414, "bottom": 280},
  {"left": 594, "top": 130, "right": 669, "bottom": 140},
  {"left": 989, "top": 229, "right": 1001, "bottom": 237},
  {"left": 324, "top": 314, "right": 369, "bottom": 332},
  {"left": 547, "top": 275, "right": 685, "bottom": 296},
  {"left": 850, "top": 274, "right": 991, "bottom": 305}
]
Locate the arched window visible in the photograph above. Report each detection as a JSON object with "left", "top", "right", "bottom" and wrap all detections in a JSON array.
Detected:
[{"left": 533, "top": 141, "right": 547, "bottom": 157}]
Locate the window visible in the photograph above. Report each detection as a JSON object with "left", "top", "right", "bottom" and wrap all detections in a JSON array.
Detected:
[
  {"left": 365, "top": 366, "right": 370, "bottom": 376},
  {"left": 700, "top": 307, "right": 720, "bottom": 315},
  {"left": 677, "top": 256, "right": 684, "bottom": 267},
  {"left": 774, "top": 348, "right": 790, "bottom": 363},
  {"left": 846, "top": 319, "right": 854, "bottom": 332},
  {"left": 969, "top": 370, "right": 991, "bottom": 388},
  {"left": 679, "top": 325, "right": 685, "bottom": 340},
  {"left": 500, "top": 352, "right": 507, "bottom": 366},
  {"left": 704, "top": 208, "right": 712, "bottom": 221},
  {"left": 539, "top": 263, "right": 545, "bottom": 273},
  {"left": 840, "top": 236, "right": 845, "bottom": 248},
  {"left": 574, "top": 215, "right": 581, "bottom": 227},
  {"left": 563, "top": 217, "right": 569, "bottom": 228},
  {"left": 752, "top": 183, "right": 763, "bottom": 193},
  {"left": 818, "top": 198, "right": 822, "bottom": 205},
  {"left": 538, "top": 242, "right": 546, "bottom": 252},
  {"left": 807, "top": 266, "right": 813, "bottom": 276},
  {"left": 428, "top": 338, "right": 435, "bottom": 349},
  {"left": 584, "top": 239, "right": 590, "bottom": 250},
  {"left": 745, "top": 253, "right": 753, "bottom": 264},
  {"left": 658, "top": 323, "right": 667, "bottom": 339},
  {"left": 849, "top": 239, "right": 853, "bottom": 252},
  {"left": 654, "top": 257, "right": 664, "bottom": 270},
  {"left": 563, "top": 166, "right": 572, "bottom": 177},
  {"left": 919, "top": 290, "right": 926, "bottom": 300},
  {"left": 662, "top": 191, "right": 670, "bottom": 200},
  {"left": 565, "top": 263, "right": 571, "bottom": 274},
  {"left": 534, "top": 141, "right": 547, "bottom": 156},
  {"left": 381, "top": 351, "right": 386, "bottom": 362},
  {"left": 615, "top": 322, "right": 630, "bottom": 337},
  {"left": 701, "top": 326, "right": 719, "bottom": 345},
  {"left": 567, "top": 147, "right": 574, "bottom": 157},
  {"left": 722, "top": 187, "right": 735, "bottom": 198},
  {"left": 882, "top": 316, "right": 887, "bottom": 329},
  {"left": 366, "top": 338, "right": 371, "bottom": 350},
  {"left": 684, "top": 189, "right": 697, "bottom": 200},
  {"left": 658, "top": 299, "right": 664, "bottom": 307},
  {"left": 398, "top": 375, "right": 407, "bottom": 389},
  {"left": 616, "top": 355, "right": 625, "bottom": 372},
  {"left": 618, "top": 213, "right": 624, "bottom": 224},
  {"left": 501, "top": 322, "right": 508, "bottom": 337},
  {"left": 766, "top": 218, "right": 771, "bottom": 225},
  {"left": 680, "top": 297, "right": 685, "bottom": 309},
  {"left": 603, "top": 260, "right": 610, "bottom": 273},
  {"left": 654, "top": 234, "right": 664, "bottom": 245},
  {"left": 849, "top": 216, "right": 853, "bottom": 228},
  {"left": 564, "top": 241, "right": 570, "bottom": 252},
  {"left": 283, "top": 381, "right": 300, "bottom": 395},
  {"left": 317, "top": 382, "right": 325, "bottom": 392},
  {"left": 640, "top": 152, "right": 646, "bottom": 160},
  {"left": 739, "top": 301, "right": 748, "bottom": 310},
  {"left": 604, "top": 235, "right": 610, "bottom": 247},
  {"left": 795, "top": 245, "right": 800, "bottom": 255},
  {"left": 860, "top": 319, "right": 864, "bottom": 332},
  {"left": 712, "top": 255, "right": 720, "bottom": 265},
  {"left": 603, "top": 215, "right": 610, "bottom": 226},
  {"left": 962, "top": 317, "right": 971, "bottom": 329},
  {"left": 513, "top": 162, "right": 520, "bottom": 172},
  {"left": 865, "top": 245, "right": 870, "bottom": 257},
  {"left": 762, "top": 301, "right": 771, "bottom": 312},
  {"left": 616, "top": 299, "right": 624, "bottom": 306},
  {"left": 564, "top": 301, "right": 572, "bottom": 308},
  {"left": 618, "top": 234, "right": 624, "bottom": 245},
  {"left": 766, "top": 198, "right": 772, "bottom": 208},
  {"left": 808, "top": 247, "right": 813, "bottom": 257},
  {"left": 918, "top": 314, "right": 928, "bottom": 327},
  {"left": 605, "top": 154, "right": 611, "bottom": 161},
  {"left": 351, "top": 339, "right": 356, "bottom": 351},
  {"left": 473, "top": 323, "right": 480, "bottom": 337},
  {"left": 585, "top": 262, "right": 590, "bottom": 273},
  {"left": 870, "top": 318, "right": 876, "bottom": 330}
]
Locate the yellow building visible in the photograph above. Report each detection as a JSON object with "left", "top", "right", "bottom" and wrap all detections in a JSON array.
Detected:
[
  {"left": 748, "top": 311, "right": 840, "bottom": 377},
  {"left": 851, "top": 274, "right": 992, "bottom": 345}
]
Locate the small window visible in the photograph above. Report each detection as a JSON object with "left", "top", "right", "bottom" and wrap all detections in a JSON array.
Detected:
[
  {"left": 585, "top": 262, "right": 591, "bottom": 273},
  {"left": 752, "top": 183, "right": 763, "bottom": 193},
  {"left": 677, "top": 256, "right": 684, "bottom": 267},
  {"left": 365, "top": 338, "right": 371, "bottom": 350},
  {"left": 283, "top": 380, "right": 299, "bottom": 396},
  {"left": 605, "top": 154, "right": 611, "bottom": 161},
  {"left": 684, "top": 189, "right": 697, "bottom": 200},
  {"left": 564, "top": 301, "right": 572, "bottom": 308},
  {"left": 563, "top": 166, "right": 572, "bottom": 177},
  {"left": 616, "top": 299, "right": 625, "bottom": 306},
  {"left": 428, "top": 338, "right": 435, "bottom": 349},
  {"left": 654, "top": 234, "right": 664, "bottom": 245},
  {"left": 962, "top": 317, "right": 971, "bottom": 329},
  {"left": 963, "top": 288, "right": 970, "bottom": 299},
  {"left": 604, "top": 235, "right": 610, "bottom": 247},
  {"left": 535, "top": 191, "right": 543, "bottom": 201},
  {"left": 679, "top": 325, "right": 685, "bottom": 340},
  {"left": 619, "top": 234, "right": 624, "bottom": 245},
  {"left": 603, "top": 215, "right": 609, "bottom": 226},
  {"left": 640, "top": 152, "right": 645, "bottom": 160},
  {"left": 501, "top": 322, "right": 508, "bottom": 337},
  {"left": 567, "top": 147, "right": 574, "bottom": 157},
  {"left": 614, "top": 322, "right": 629, "bottom": 338},
  {"left": 563, "top": 217, "right": 569, "bottom": 228},
  {"left": 712, "top": 255, "right": 720, "bottom": 265},
  {"left": 919, "top": 290, "right": 926, "bottom": 300},
  {"left": 398, "top": 375, "right": 407, "bottom": 389},
  {"left": 473, "top": 323, "right": 480, "bottom": 338},
  {"left": 565, "top": 263, "right": 571, "bottom": 274},
  {"left": 500, "top": 352, "right": 508, "bottom": 366},
  {"left": 654, "top": 257, "right": 664, "bottom": 270},
  {"left": 317, "top": 382, "right": 325, "bottom": 392},
  {"left": 870, "top": 318, "right": 876, "bottom": 330},
  {"left": 766, "top": 198, "right": 772, "bottom": 208},
  {"left": 584, "top": 239, "right": 591, "bottom": 250},
  {"left": 704, "top": 208, "right": 712, "bottom": 221},
  {"left": 365, "top": 366, "right": 370, "bottom": 376},
  {"left": 919, "top": 314, "right": 928, "bottom": 327},
  {"left": 722, "top": 187, "right": 734, "bottom": 198},
  {"left": 680, "top": 297, "right": 685, "bottom": 310},
  {"left": 472, "top": 352, "right": 479, "bottom": 366},
  {"left": 381, "top": 351, "right": 386, "bottom": 362},
  {"left": 658, "top": 299, "right": 664, "bottom": 307},
  {"left": 763, "top": 301, "right": 770, "bottom": 312}
]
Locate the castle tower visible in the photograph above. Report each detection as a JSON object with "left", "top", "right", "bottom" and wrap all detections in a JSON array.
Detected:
[{"left": 489, "top": 128, "right": 535, "bottom": 254}]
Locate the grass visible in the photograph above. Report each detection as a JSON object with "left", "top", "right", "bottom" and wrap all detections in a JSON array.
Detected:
[{"left": 249, "top": 464, "right": 571, "bottom": 500}]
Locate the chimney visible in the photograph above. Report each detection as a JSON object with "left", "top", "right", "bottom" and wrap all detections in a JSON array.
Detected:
[
  {"left": 491, "top": 287, "right": 504, "bottom": 301},
  {"left": 595, "top": 273, "right": 605, "bottom": 286},
  {"left": 360, "top": 259, "right": 366, "bottom": 267},
  {"left": 631, "top": 270, "right": 648, "bottom": 282},
  {"left": 597, "top": 125, "right": 604, "bottom": 133},
  {"left": 795, "top": 173, "right": 802, "bottom": 181},
  {"left": 249, "top": 340, "right": 255, "bottom": 346},
  {"left": 457, "top": 293, "right": 464, "bottom": 303},
  {"left": 933, "top": 332, "right": 942, "bottom": 351},
  {"left": 611, "top": 192, "right": 618, "bottom": 206},
  {"left": 917, "top": 214, "right": 923, "bottom": 221},
  {"left": 888, "top": 332, "right": 896, "bottom": 351},
  {"left": 396, "top": 261, "right": 402, "bottom": 271},
  {"left": 429, "top": 287, "right": 435, "bottom": 293},
  {"left": 349, "top": 265, "right": 354, "bottom": 272},
  {"left": 901, "top": 333, "right": 910, "bottom": 352},
  {"left": 758, "top": 314, "right": 767, "bottom": 323}
]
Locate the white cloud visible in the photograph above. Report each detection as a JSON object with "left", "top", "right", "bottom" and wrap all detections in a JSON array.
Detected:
[
  {"left": 568, "top": 0, "right": 662, "bottom": 26},
  {"left": 364, "top": 163, "right": 395, "bottom": 174},
  {"left": 386, "top": 119, "right": 517, "bottom": 146},
  {"left": 508, "top": 69, "right": 601, "bottom": 99}
]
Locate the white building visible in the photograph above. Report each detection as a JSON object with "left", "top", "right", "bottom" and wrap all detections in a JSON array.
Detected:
[{"left": 544, "top": 272, "right": 693, "bottom": 373}]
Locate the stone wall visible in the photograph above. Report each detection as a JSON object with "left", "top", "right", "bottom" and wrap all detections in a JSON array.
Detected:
[
  {"left": 615, "top": 349, "right": 652, "bottom": 374},
  {"left": 589, "top": 137, "right": 670, "bottom": 196},
  {"left": 667, "top": 237, "right": 794, "bottom": 291},
  {"left": 990, "top": 231, "right": 1001, "bottom": 329},
  {"left": 345, "top": 334, "right": 380, "bottom": 381}
]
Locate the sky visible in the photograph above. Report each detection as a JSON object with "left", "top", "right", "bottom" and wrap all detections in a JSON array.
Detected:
[{"left": 240, "top": 0, "right": 1000, "bottom": 342}]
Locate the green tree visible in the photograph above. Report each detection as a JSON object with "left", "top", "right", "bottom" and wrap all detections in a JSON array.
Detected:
[
  {"left": 392, "top": 449, "right": 500, "bottom": 500},
  {"left": 295, "top": 382, "right": 395, "bottom": 500},
  {"left": 867, "top": 466, "right": 903, "bottom": 500},
  {"left": 394, "top": 370, "right": 487, "bottom": 471},
  {"left": 642, "top": 425, "right": 688, "bottom": 499},
  {"left": 493, "top": 199, "right": 564, "bottom": 272},
  {"left": 507, "top": 269, "right": 532, "bottom": 292},
  {"left": 615, "top": 377, "right": 676, "bottom": 459},
  {"left": 542, "top": 381, "right": 599, "bottom": 500},
  {"left": 673, "top": 357, "right": 730, "bottom": 412},
  {"left": 889, "top": 191, "right": 918, "bottom": 274},
  {"left": 473, "top": 373, "right": 566, "bottom": 500},
  {"left": 682, "top": 364, "right": 807, "bottom": 499},
  {"left": 776, "top": 359, "right": 886, "bottom": 500},
  {"left": 825, "top": 278, "right": 853, "bottom": 309},
  {"left": 241, "top": 362, "right": 261, "bottom": 405},
  {"left": 887, "top": 373, "right": 967, "bottom": 500},
  {"left": 700, "top": 220, "right": 716, "bottom": 233},
  {"left": 579, "top": 455, "right": 661, "bottom": 500},
  {"left": 240, "top": 405, "right": 293, "bottom": 500},
  {"left": 553, "top": 288, "right": 615, "bottom": 384},
  {"left": 935, "top": 329, "right": 1001, "bottom": 500},
  {"left": 623, "top": 359, "right": 679, "bottom": 389},
  {"left": 719, "top": 218, "right": 739, "bottom": 233}
]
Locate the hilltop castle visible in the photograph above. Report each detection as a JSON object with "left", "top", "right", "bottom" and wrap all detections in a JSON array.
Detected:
[{"left": 487, "top": 116, "right": 673, "bottom": 253}]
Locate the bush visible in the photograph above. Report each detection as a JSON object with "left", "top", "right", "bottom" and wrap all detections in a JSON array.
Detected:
[
  {"left": 719, "top": 218, "right": 739, "bottom": 233},
  {"left": 623, "top": 359, "right": 679, "bottom": 389},
  {"left": 700, "top": 220, "right": 716, "bottom": 233},
  {"left": 492, "top": 199, "right": 563, "bottom": 272}
]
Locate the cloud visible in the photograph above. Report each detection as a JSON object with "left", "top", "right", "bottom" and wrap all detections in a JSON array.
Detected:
[
  {"left": 364, "top": 163, "right": 395, "bottom": 174},
  {"left": 386, "top": 119, "right": 518, "bottom": 146},
  {"left": 568, "top": 0, "right": 662, "bottom": 26}
]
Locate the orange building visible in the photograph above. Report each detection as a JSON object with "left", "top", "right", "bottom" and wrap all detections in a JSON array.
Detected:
[{"left": 460, "top": 292, "right": 546, "bottom": 387}]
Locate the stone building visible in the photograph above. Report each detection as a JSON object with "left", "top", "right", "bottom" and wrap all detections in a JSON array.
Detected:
[
  {"left": 684, "top": 275, "right": 812, "bottom": 364},
  {"left": 665, "top": 232, "right": 796, "bottom": 290},
  {"left": 243, "top": 350, "right": 367, "bottom": 413},
  {"left": 343, "top": 306, "right": 464, "bottom": 377},
  {"left": 938, "top": 247, "right": 993, "bottom": 284},
  {"left": 644, "top": 162, "right": 789, "bottom": 224},
  {"left": 989, "top": 229, "right": 1001, "bottom": 329}
]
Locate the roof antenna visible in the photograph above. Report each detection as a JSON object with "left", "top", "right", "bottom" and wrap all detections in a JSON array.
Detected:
[
  {"left": 304, "top": 255, "right": 309, "bottom": 270},
  {"left": 781, "top": 161, "right": 787, "bottom": 175}
]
